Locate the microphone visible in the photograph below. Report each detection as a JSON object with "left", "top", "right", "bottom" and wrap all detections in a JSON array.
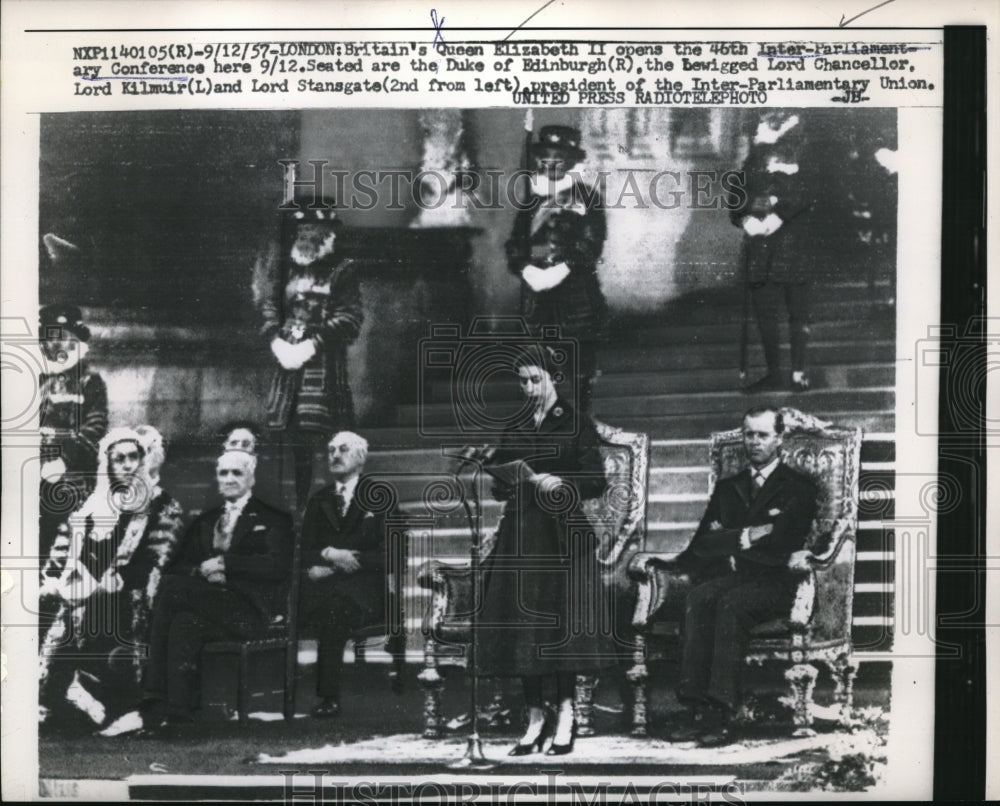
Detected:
[{"left": 451, "top": 444, "right": 496, "bottom": 472}]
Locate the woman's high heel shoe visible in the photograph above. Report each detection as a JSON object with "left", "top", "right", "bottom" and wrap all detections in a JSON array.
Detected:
[
  {"left": 508, "top": 721, "right": 550, "bottom": 756},
  {"left": 545, "top": 719, "right": 577, "bottom": 756}
]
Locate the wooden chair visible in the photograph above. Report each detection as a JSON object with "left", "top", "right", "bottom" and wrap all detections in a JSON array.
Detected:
[
  {"left": 416, "top": 420, "right": 650, "bottom": 738},
  {"left": 347, "top": 519, "right": 409, "bottom": 694},
  {"left": 202, "top": 526, "right": 303, "bottom": 725},
  {"left": 627, "top": 408, "right": 863, "bottom": 736}
]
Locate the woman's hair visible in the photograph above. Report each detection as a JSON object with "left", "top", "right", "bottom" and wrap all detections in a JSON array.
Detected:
[{"left": 512, "top": 343, "right": 559, "bottom": 378}]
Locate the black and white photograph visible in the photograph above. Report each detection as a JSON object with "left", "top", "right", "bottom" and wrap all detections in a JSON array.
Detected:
[{"left": 1, "top": 2, "right": 993, "bottom": 802}]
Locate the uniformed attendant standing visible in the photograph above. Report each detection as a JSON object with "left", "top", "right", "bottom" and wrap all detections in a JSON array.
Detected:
[
  {"left": 731, "top": 111, "right": 817, "bottom": 393},
  {"left": 505, "top": 126, "right": 607, "bottom": 412},
  {"left": 253, "top": 200, "right": 363, "bottom": 511},
  {"left": 38, "top": 304, "right": 109, "bottom": 562}
]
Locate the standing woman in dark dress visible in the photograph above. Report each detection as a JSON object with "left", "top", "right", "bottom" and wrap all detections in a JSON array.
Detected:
[{"left": 477, "top": 347, "right": 612, "bottom": 756}]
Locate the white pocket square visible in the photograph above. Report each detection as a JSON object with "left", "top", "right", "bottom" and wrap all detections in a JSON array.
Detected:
[
  {"left": 768, "top": 508, "right": 782, "bottom": 517},
  {"left": 253, "top": 524, "right": 268, "bottom": 531}
]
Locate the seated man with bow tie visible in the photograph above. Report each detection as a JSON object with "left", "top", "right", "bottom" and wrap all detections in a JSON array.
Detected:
[
  {"left": 670, "top": 407, "right": 817, "bottom": 746},
  {"left": 298, "top": 431, "right": 388, "bottom": 718},
  {"left": 139, "top": 449, "right": 293, "bottom": 729}
]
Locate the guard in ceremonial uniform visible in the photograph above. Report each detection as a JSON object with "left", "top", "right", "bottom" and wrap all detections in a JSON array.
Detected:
[
  {"left": 253, "top": 198, "right": 363, "bottom": 511},
  {"left": 731, "top": 111, "right": 817, "bottom": 393},
  {"left": 38, "top": 304, "right": 109, "bottom": 561},
  {"left": 506, "top": 125, "right": 607, "bottom": 412}
]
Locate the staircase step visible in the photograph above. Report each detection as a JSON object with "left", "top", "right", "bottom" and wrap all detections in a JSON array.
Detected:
[
  {"left": 649, "top": 497, "right": 710, "bottom": 524},
  {"left": 595, "top": 363, "right": 894, "bottom": 397},
  {"left": 598, "top": 339, "right": 895, "bottom": 373},
  {"left": 850, "top": 625, "right": 894, "bottom": 653},
  {"left": 401, "top": 388, "right": 894, "bottom": 427},
  {"left": 606, "top": 315, "right": 893, "bottom": 348},
  {"left": 607, "top": 292, "right": 895, "bottom": 325},
  {"left": 582, "top": 410, "right": 894, "bottom": 440},
  {"left": 650, "top": 434, "right": 894, "bottom": 467},
  {"left": 357, "top": 415, "right": 893, "bottom": 451},
  {"left": 650, "top": 466, "right": 712, "bottom": 496},
  {"left": 421, "top": 362, "right": 895, "bottom": 403}
]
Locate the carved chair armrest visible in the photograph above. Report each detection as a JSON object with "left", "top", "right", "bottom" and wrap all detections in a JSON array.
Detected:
[
  {"left": 628, "top": 551, "right": 690, "bottom": 630},
  {"left": 799, "top": 518, "right": 854, "bottom": 570},
  {"left": 417, "top": 559, "right": 472, "bottom": 640},
  {"left": 626, "top": 551, "right": 684, "bottom": 581}
]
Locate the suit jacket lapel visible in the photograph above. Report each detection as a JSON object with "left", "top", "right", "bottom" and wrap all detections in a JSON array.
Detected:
[
  {"left": 320, "top": 494, "right": 343, "bottom": 531},
  {"left": 732, "top": 470, "right": 753, "bottom": 508},
  {"left": 202, "top": 505, "right": 223, "bottom": 556},
  {"left": 536, "top": 400, "right": 569, "bottom": 434},
  {"left": 340, "top": 498, "right": 365, "bottom": 536}
]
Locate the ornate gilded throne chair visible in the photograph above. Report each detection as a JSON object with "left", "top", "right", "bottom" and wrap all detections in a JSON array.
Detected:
[
  {"left": 627, "top": 409, "right": 863, "bottom": 736},
  {"left": 416, "top": 420, "right": 649, "bottom": 738}
]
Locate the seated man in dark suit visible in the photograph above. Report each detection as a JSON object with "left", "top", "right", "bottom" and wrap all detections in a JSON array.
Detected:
[
  {"left": 140, "top": 449, "right": 293, "bottom": 728},
  {"left": 298, "top": 431, "right": 387, "bottom": 718},
  {"left": 671, "top": 406, "right": 817, "bottom": 746}
]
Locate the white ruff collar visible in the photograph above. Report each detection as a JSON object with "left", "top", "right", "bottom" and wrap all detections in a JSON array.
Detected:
[
  {"left": 43, "top": 340, "right": 89, "bottom": 374},
  {"left": 754, "top": 114, "right": 800, "bottom": 145},
  {"left": 530, "top": 172, "right": 577, "bottom": 198}
]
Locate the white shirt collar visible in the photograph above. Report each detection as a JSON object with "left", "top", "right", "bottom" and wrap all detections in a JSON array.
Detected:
[
  {"left": 224, "top": 491, "right": 252, "bottom": 515},
  {"left": 336, "top": 474, "right": 360, "bottom": 503},
  {"left": 751, "top": 456, "right": 781, "bottom": 483}
]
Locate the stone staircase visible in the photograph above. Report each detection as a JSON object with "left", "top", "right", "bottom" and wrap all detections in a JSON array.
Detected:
[{"left": 161, "top": 277, "right": 897, "bottom": 665}]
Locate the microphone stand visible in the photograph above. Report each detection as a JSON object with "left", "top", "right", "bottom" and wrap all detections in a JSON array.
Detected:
[{"left": 448, "top": 454, "right": 498, "bottom": 771}]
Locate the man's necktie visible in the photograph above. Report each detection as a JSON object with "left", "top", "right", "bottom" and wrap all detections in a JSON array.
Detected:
[
  {"left": 213, "top": 503, "right": 238, "bottom": 552},
  {"left": 751, "top": 471, "right": 766, "bottom": 497},
  {"left": 334, "top": 486, "right": 347, "bottom": 518}
]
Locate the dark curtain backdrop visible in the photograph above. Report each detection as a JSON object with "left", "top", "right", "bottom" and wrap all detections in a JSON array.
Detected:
[{"left": 39, "top": 110, "right": 299, "bottom": 324}]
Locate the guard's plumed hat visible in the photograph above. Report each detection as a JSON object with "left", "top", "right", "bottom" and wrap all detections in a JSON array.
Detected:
[{"left": 280, "top": 191, "right": 343, "bottom": 225}]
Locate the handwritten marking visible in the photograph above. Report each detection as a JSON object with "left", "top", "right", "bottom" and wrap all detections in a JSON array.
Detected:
[
  {"left": 430, "top": 9, "right": 445, "bottom": 46},
  {"left": 840, "top": 0, "right": 896, "bottom": 27},
  {"left": 82, "top": 76, "right": 188, "bottom": 81},
  {"left": 501, "top": 0, "right": 559, "bottom": 42}
]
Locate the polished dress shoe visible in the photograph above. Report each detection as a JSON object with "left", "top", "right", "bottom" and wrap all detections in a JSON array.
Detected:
[
  {"left": 667, "top": 722, "right": 705, "bottom": 743},
  {"left": 665, "top": 708, "right": 704, "bottom": 742},
  {"left": 744, "top": 374, "right": 785, "bottom": 394},
  {"left": 698, "top": 724, "right": 738, "bottom": 747},
  {"left": 312, "top": 698, "right": 341, "bottom": 718},
  {"left": 545, "top": 720, "right": 577, "bottom": 756}
]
